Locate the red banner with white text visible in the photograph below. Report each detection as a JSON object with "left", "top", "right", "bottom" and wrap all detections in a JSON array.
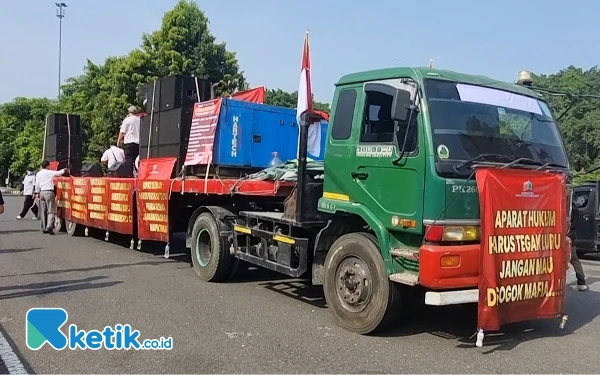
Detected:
[
  {"left": 106, "top": 178, "right": 135, "bottom": 235},
  {"left": 86, "top": 178, "right": 109, "bottom": 230},
  {"left": 184, "top": 99, "right": 222, "bottom": 166},
  {"left": 70, "top": 177, "right": 89, "bottom": 225},
  {"left": 55, "top": 177, "right": 72, "bottom": 222},
  {"left": 136, "top": 157, "right": 176, "bottom": 242},
  {"left": 476, "top": 168, "right": 568, "bottom": 331}
]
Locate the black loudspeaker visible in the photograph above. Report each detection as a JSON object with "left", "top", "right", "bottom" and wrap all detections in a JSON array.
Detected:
[
  {"left": 139, "top": 107, "right": 192, "bottom": 174},
  {"left": 108, "top": 161, "right": 133, "bottom": 178},
  {"left": 159, "top": 75, "right": 199, "bottom": 111},
  {"left": 139, "top": 76, "right": 212, "bottom": 113},
  {"left": 80, "top": 163, "right": 103, "bottom": 177},
  {"left": 46, "top": 113, "right": 81, "bottom": 136},
  {"left": 44, "top": 134, "right": 83, "bottom": 176},
  {"left": 44, "top": 134, "right": 83, "bottom": 160},
  {"left": 139, "top": 80, "right": 162, "bottom": 114},
  {"left": 157, "top": 107, "right": 193, "bottom": 145},
  {"left": 140, "top": 113, "right": 159, "bottom": 149}
]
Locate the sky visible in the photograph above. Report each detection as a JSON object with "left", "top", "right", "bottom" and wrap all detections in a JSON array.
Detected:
[{"left": 0, "top": 0, "right": 598, "bottom": 104}]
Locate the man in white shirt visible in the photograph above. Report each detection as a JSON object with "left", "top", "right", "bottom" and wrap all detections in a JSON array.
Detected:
[
  {"left": 34, "top": 160, "right": 67, "bottom": 235},
  {"left": 17, "top": 167, "right": 39, "bottom": 220},
  {"left": 101, "top": 144, "right": 125, "bottom": 169},
  {"left": 117, "top": 105, "right": 140, "bottom": 172}
]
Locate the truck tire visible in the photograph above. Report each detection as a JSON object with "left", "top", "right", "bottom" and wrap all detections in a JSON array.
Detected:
[
  {"left": 66, "top": 219, "right": 83, "bottom": 236},
  {"left": 191, "top": 212, "right": 232, "bottom": 282},
  {"left": 323, "top": 232, "right": 401, "bottom": 335},
  {"left": 54, "top": 217, "right": 66, "bottom": 232}
]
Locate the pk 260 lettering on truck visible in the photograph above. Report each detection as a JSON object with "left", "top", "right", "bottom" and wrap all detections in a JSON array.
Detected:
[{"left": 52, "top": 67, "right": 574, "bottom": 336}]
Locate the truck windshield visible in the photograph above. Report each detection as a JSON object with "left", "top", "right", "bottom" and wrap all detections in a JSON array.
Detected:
[{"left": 424, "top": 79, "right": 569, "bottom": 170}]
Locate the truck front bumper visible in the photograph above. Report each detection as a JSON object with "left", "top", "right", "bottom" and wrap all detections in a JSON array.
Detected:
[{"left": 424, "top": 265, "right": 579, "bottom": 306}]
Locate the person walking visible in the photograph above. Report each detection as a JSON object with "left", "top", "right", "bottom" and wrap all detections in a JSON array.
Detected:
[
  {"left": 34, "top": 161, "right": 67, "bottom": 235},
  {"left": 117, "top": 105, "right": 140, "bottom": 173},
  {"left": 0, "top": 190, "right": 4, "bottom": 215},
  {"left": 17, "top": 167, "right": 39, "bottom": 220}
]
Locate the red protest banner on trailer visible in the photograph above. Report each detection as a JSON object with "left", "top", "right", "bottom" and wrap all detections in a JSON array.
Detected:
[
  {"left": 476, "top": 168, "right": 569, "bottom": 331},
  {"left": 55, "top": 177, "right": 72, "bottom": 222},
  {"left": 70, "top": 177, "right": 89, "bottom": 225},
  {"left": 86, "top": 178, "right": 109, "bottom": 230},
  {"left": 136, "top": 157, "right": 176, "bottom": 242},
  {"left": 106, "top": 178, "right": 135, "bottom": 236}
]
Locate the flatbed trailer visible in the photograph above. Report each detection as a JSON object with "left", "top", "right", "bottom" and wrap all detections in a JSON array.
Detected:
[
  {"left": 54, "top": 67, "right": 576, "bottom": 336},
  {"left": 54, "top": 158, "right": 299, "bottom": 255}
]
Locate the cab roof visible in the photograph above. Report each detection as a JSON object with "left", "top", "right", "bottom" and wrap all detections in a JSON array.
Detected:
[{"left": 336, "top": 67, "right": 542, "bottom": 99}]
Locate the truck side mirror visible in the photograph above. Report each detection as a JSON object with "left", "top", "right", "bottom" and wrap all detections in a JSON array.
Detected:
[{"left": 391, "top": 89, "right": 412, "bottom": 122}]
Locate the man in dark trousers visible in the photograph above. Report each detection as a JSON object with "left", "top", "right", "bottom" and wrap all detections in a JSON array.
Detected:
[
  {"left": 0, "top": 190, "right": 4, "bottom": 214},
  {"left": 17, "top": 167, "right": 38, "bottom": 220},
  {"left": 569, "top": 200, "right": 589, "bottom": 291},
  {"left": 117, "top": 105, "right": 140, "bottom": 173}
]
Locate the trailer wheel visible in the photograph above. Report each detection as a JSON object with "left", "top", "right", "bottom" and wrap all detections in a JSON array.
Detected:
[
  {"left": 323, "top": 232, "right": 401, "bottom": 335},
  {"left": 66, "top": 220, "right": 83, "bottom": 236},
  {"left": 191, "top": 212, "right": 232, "bottom": 282},
  {"left": 54, "top": 217, "right": 66, "bottom": 232}
]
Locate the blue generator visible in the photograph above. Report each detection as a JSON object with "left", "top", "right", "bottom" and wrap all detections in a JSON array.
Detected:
[{"left": 212, "top": 98, "right": 328, "bottom": 169}]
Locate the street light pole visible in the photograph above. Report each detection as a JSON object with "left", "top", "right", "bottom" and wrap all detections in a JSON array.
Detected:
[{"left": 55, "top": 3, "right": 67, "bottom": 99}]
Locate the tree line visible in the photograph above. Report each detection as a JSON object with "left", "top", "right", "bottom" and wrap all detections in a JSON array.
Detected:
[{"left": 0, "top": 0, "right": 598, "bottom": 184}]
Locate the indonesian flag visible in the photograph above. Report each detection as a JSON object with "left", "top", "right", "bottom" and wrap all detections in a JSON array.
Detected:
[{"left": 296, "top": 30, "right": 321, "bottom": 158}]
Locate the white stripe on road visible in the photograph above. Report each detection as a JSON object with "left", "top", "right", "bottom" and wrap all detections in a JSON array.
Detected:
[{"left": 0, "top": 329, "right": 27, "bottom": 374}]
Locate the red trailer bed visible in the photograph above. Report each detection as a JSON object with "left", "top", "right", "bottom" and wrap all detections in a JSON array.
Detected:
[{"left": 54, "top": 157, "right": 294, "bottom": 250}]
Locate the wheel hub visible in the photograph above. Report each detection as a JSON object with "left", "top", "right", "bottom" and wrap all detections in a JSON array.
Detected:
[
  {"left": 336, "top": 257, "right": 372, "bottom": 312},
  {"left": 196, "top": 229, "right": 212, "bottom": 267}
]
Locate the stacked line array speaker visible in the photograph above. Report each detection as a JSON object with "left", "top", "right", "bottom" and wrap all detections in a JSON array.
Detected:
[
  {"left": 46, "top": 113, "right": 82, "bottom": 136},
  {"left": 44, "top": 113, "right": 83, "bottom": 175},
  {"left": 139, "top": 75, "right": 212, "bottom": 113},
  {"left": 139, "top": 75, "right": 210, "bottom": 175}
]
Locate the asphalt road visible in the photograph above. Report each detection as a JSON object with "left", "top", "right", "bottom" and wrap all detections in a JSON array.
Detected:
[{"left": 1, "top": 195, "right": 599, "bottom": 374}]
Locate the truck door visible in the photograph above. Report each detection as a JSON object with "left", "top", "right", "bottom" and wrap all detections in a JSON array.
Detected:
[
  {"left": 323, "top": 80, "right": 426, "bottom": 233},
  {"left": 573, "top": 186, "right": 596, "bottom": 249}
]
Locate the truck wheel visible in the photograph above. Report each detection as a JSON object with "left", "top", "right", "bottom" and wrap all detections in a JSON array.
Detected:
[
  {"left": 191, "top": 212, "right": 232, "bottom": 282},
  {"left": 323, "top": 232, "right": 401, "bottom": 335},
  {"left": 66, "top": 220, "right": 83, "bottom": 236}
]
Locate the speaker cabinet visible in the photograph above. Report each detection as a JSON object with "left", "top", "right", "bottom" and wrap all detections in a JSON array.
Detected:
[
  {"left": 108, "top": 161, "right": 133, "bottom": 178},
  {"left": 159, "top": 75, "right": 199, "bottom": 111},
  {"left": 46, "top": 113, "right": 81, "bottom": 136},
  {"left": 80, "top": 163, "right": 103, "bottom": 177},
  {"left": 44, "top": 134, "right": 83, "bottom": 160},
  {"left": 140, "top": 107, "right": 192, "bottom": 149},
  {"left": 139, "top": 80, "right": 162, "bottom": 114}
]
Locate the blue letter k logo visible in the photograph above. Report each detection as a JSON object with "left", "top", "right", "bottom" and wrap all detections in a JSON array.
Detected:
[{"left": 26, "top": 308, "right": 69, "bottom": 350}]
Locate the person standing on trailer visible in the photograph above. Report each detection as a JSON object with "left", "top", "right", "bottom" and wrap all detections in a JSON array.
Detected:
[
  {"left": 118, "top": 106, "right": 140, "bottom": 169},
  {"left": 117, "top": 105, "right": 140, "bottom": 172},
  {"left": 17, "top": 167, "right": 38, "bottom": 220},
  {"left": 101, "top": 144, "right": 125, "bottom": 169},
  {"left": 34, "top": 161, "right": 67, "bottom": 235}
]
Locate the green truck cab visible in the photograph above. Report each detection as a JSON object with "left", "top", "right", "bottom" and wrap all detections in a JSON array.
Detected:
[
  {"left": 312, "top": 67, "right": 570, "bottom": 333},
  {"left": 188, "top": 67, "right": 570, "bottom": 335}
]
